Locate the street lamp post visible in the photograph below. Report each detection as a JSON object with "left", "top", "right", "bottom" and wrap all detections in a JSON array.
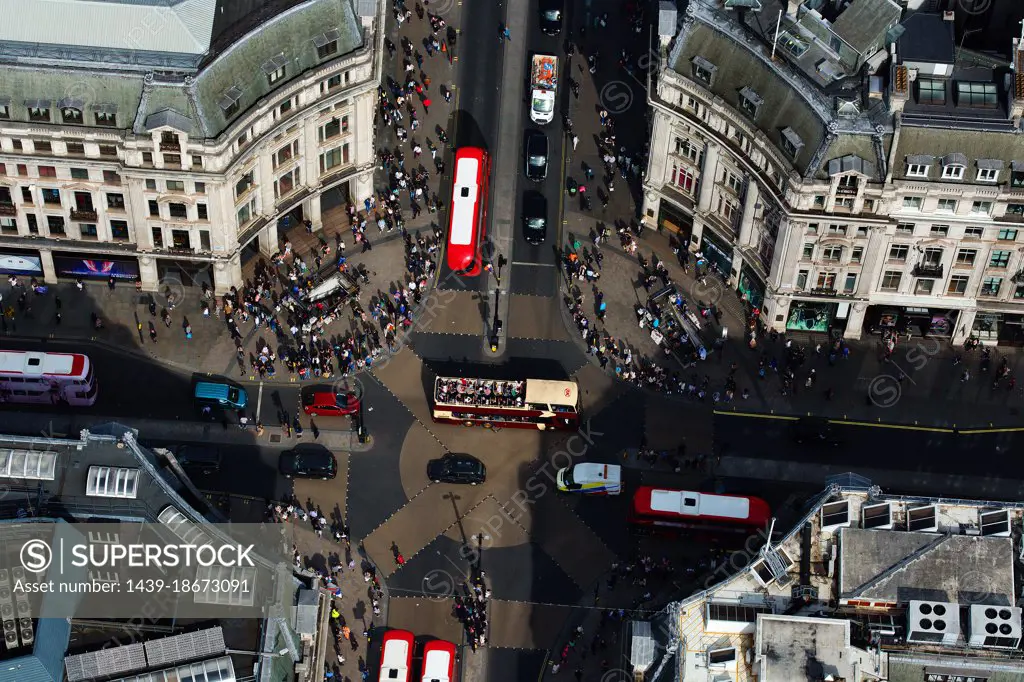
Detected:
[{"left": 356, "top": 398, "right": 368, "bottom": 443}]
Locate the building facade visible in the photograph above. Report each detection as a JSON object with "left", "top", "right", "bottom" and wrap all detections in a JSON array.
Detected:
[
  {"left": 646, "top": 0, "right": 1024, "bottom": 344},
  {"left": 0, "top": 0, "right": 383, "bottom": 293}
]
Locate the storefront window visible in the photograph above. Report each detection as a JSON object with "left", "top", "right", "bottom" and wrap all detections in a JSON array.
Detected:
[{"left": 786, "top": 302, "right": 832, "bottom": 332}]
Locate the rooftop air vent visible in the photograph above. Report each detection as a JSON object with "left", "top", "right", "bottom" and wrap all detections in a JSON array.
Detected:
[
  {"left": 907, "top": 600, "right": 961, "bottom": 645},
  {"left": 969, "top": 604, "right": 1022, "bottom": 649},
  {"left": 907, "top": 505, "right": 938, "bottom": 532},
  {"left": 862, "top": 502, "right": 892, "bottom": 529}
]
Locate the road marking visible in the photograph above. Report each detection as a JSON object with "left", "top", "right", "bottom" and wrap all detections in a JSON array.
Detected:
[
  {"left": 512, "top": 261, "right": 556, "bottom": 267},
  {"left": 828, "top": 419, "right": 954, "bottom": 433},
  {"left": 714, "top": 410, "right": 798, "bottom": 421},
  {"left": 956, "top": 427, "right": 1024, "bottom": 434}
]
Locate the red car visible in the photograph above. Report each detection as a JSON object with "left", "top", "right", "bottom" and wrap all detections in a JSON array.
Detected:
[{"left": 301, "top": 385, "right": 360, "bottom": 417}]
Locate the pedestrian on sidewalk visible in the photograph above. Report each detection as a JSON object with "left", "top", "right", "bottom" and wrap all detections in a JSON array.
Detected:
[
  {"left": 442, "top": 86, "right": 452, "bottom": 103},
  {"left": 422, "top": 97, "right": 431, "bottom": 114},
  {"left": 108, "top": 275, "right": 116, "bottom": 291},
  {"left": 572, "top": 135, "right": 578, "bottom": 150}
]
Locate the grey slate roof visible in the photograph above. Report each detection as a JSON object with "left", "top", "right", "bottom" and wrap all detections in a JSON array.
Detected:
[
  {"left": 831, "top": 0, "right": 902, "bottom": 55},
  {"left": 893, "top": 125, "right": 1024, "bottom": 181},
  {"left": 898, "top": 12, "right": 955, "bottom": 65},
  {"left": 671, "top": 20, "right": 827, "bottom": 176},
  {"left": 193, "top": 0, "right": 362, "bottom": 138},
  {"left": 0, "top": 0, "right": 363, "bottom": 141}
]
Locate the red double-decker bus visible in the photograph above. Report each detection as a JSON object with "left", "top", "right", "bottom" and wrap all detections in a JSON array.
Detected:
[
  {"left": 379, "top": 629, "right": 414, "bottom": 682},
  {"left": 431, "top": 376, "right": 580, "bottom": 430},
  {"left": 629, "top": 487, "right": 770, "bottom": 535},
  {"left": 446, "top": 147, "right": 491, "bottom": 277}
]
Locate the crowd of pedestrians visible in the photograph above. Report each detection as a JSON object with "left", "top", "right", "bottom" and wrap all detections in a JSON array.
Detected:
[{"left": 452, "top": 571, "right": 491, "bottom": 652}]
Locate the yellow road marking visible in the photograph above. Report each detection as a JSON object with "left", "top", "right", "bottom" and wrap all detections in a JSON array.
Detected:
[
  {"left": 713, "top": 410, "right": 797, "bottom": 421},
  {"left": 958, "top": 426, "right": 1024, "bottom": 434},
  {"left": 714, "top": 410, "right": 956, "bottom": 432}
]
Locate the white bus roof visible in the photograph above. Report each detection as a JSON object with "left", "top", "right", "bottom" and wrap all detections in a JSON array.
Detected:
[
  {"left": 449, "top": 156, "right": 480, "bottom": 246},
  {"left": 421, "top": 648, "right": 453, "bottom": 682},
  {"left": 381, "top": 638, "right": 411, "bottom": 677},
  {"left": 524, "top": 379, "right": 578, "bottom": 407},
  {"left": 0, "top": 350, "right": 77, "bottom": 376},
  {"left": 649, "top": 490, "right": 750, "bottom": 519}
]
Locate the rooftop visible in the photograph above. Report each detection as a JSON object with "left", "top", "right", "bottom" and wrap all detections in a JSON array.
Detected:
[{"left": 643, "top": 487, "right": 1024, "bottom": 682}]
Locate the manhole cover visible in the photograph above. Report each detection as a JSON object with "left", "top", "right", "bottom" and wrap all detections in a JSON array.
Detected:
[{"left": 270, "top": 434, "right": 282, "bottom": 443}]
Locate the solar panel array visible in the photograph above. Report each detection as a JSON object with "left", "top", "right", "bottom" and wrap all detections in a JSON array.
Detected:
[
  {"left": 65, "top": 642, "right": 146, "bottom": 682},
  {"left": 144, "top": 627, "right": 225, "bottom": 668}
]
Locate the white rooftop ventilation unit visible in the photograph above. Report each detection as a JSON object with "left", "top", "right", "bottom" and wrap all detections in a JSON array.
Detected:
[
  {"left": 907, "top": 600, "right": 961, "bottom": 645},
  {"left": 907, "top": 505, "right": 938, "bottom": 532},
  {"left": 862, "top": 502, "right": 892, "bottom": 529},
  {"left": 969, "top": 605, "right": 1022, "bottom": 649}
]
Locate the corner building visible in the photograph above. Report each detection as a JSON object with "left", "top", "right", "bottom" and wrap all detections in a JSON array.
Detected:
[
  {"left": 0, "top": 0, "right": 383, "bottom": 293},
  {"left": 646, "top": 0, "right": 1024, "bottom": 344}
]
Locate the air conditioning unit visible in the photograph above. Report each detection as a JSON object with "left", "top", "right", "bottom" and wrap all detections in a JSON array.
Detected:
[
  {"left": 907, "top": 600, "right": 961, "bottom": 645},
  {"left": 10, "top": 568, "right": 24, "bottom": 583},
  {"left": 18, "top": 618, "right": 33, "bottom": 647},
  {"left": 943, "top": 10, "right": 955, "bottom": 21},
  {"left": 908, "top": 68, "right": 919, "bottom": 82},
  {"left": 969, "top": 605, "right": 1022, "bottom": 649}
]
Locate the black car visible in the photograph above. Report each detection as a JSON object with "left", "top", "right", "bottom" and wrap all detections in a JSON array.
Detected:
[
  {"left": 539, "top": 0, "right": 563, "bottom": 35},
  {"left": 525, "top": 131, "right": 548, "bottom": 181},
  {"left": 170, "top": 445, "right": 222, "bottom": 475},
  {"left": 279, "top": 448, "right": 338, "bottom": 479},
  {"left": 522, "top": 191, "right": 548, "bottom": 245},
  {"left": 427, "top": 453, "right": 486, "bottom": 485},
  {"left": 792, "top": 417, "right": 842, "bottom": 446}
]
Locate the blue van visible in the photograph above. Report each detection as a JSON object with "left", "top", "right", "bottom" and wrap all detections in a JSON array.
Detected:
[{"left": 193, "top": 381, "right": 248, "bottom": 410}]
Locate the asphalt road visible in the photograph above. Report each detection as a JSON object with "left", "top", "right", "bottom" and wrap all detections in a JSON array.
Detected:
[
  {"left": 435, "top": 0, "right": 505, "bottom": 293},
  {"left": 509, "top": 0, "right": 567, "bottom": 299}
]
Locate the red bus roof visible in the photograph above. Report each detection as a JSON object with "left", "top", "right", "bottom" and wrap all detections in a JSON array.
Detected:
[
  {"left": 0, "top": 351, "right": 87, "bottom": 378},
  {"left": 632, "top": 487, "right": 771, "bottom": 527},
  {"left": 421, "top": 639, "right": 456, "bottom": 682},
  {"left": 447, "top": 147, "right": 487, "bottom": 272},
  {"left": 380, "top": 629, "right": 415, "bottom": 682}
]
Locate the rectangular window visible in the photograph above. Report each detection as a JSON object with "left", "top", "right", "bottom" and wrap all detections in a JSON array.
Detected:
[
  {"left": 235, "top": 171, "right": 254, "bottom": 198},
  {"left": 816, "top": 272, "right": 836, "bottom": 290},
  {"left": 11, "top": 140, "right": 21, "bottom": 151},
  {"left": 955, "top": 249, "right": 977, "bottom": 266},
  {"left": 38, "top": 166, "right": 56, "bottom": 178},
  {"left": 21, "top": 187, "right": 32, "bottom": 202},
  {"left": 0, "top": 105, "right": 8, "bottom": 120},
  {"left": 199, "top": 230, "right": 211, "bottom": 251},
  {"left": 862, "top": 198, "right": 875, "bottom": 213},
  {"left": 148, "top": 200, "right": 159, "bottom": 217},
  {"left": 65, "top": 142, "right": 85, "bottom": 155},
  {"left": 694, "top": 64, "right": 713, "bottom": 84},
  {"left": 806, "top": 223, "right": 819, "bottom": 234},
  {"left": 274, "top": 140, "right": 299, "bottom": 168},
  {"left": 796, "top": 270, "right": 808, "bottom": 290},
  {"left": 34, "top": 141, "right": 52, "bottom": 154},
  {"left": 142, "top": 152, "right": 153, "bottom": 164},
  {"left": 738, "top": 89, "right": 760, "bottom": 117},
  {"left": 937, "top": 198, "right": 957, "bottom": 213},
  {"left": 46, "top": 215, "right": 65, "bottom": 236},
  {"left": 813, "top": 195, "right": 825, "bottom": 207},
  {"left": 917, "top": 78, "right": 945, "bottom": 104},
  {"left": 922, "top": 247, "right": 943, "bottom": 265},
  {"left": 317, "top": 40, "right": 338, "bottom": 59},
  {"left": 724, "top": 172, "right": 743, "bottom": 194},
  {"left": 41, "top": 188, "right": 60, "bottom": 205},
  {"left": 145, "top": 179, "right": 157, "bottom": 191},
  {"left": 977, "top": 168, "right": 999, "bottom": 182},
  {"left": 61, "top": 108, "right": 82, "bottom": 124},
  {"left": 168, "top": 203, "right": 187, "bottom": 219},
  {"left": 981, "top": 277, "right": 1003, "bottom": 296},
  {"left": 674, "top": 137, "right": 700, "bottom": 162},
  {"left": 822, "top": 245, "right": 842, "bottom": 262},
  {"left": 274, "top": 167, "right": 301, "bottom": 199},
  {"left": 28, "top": 107, "right": 50, "bottom": 122},
  {"left": 319, "top": 146, "right": 346, "bottom": 173},
  {"left": 998, "top": 228, "right": 1018, "bottom": 241},
  {"left": 851, "top": 246, "right": 864, "bottom": 263},
  {"left": 930, "top": 224, "right": 949, "bottom": 236},
  {"left": 881, "top": 271, "right": 902, "bottom": 291},
  {"left": 17, "top": 164, "right": 27, "bottom": 177},
  {"left": 906, "top": 164, "right": 929, "bottom": 178},
  {"left": 106, "top": 193, "right": 125, "bottom": 210},
  {"left": 989, "top": 250, "right": 1011, "bottom": 268},
  {"left": 1012, "top": 171, "right": 1024, "bottom": 188},
  {"left": 99, "top": 145, "right": 117, "bottom": 158},
  {"left": 671, "top": 164, "right": 695, "bottom": 194},
  {"left": 941, "top": 165, "right": 964, "bottom": 180},
  {"left": 903, "top": 196, "right": 922, "bottom": 211},
  {"left": 166, "top": 180, "right": 185, "bottom": 192},
  {"left": 802, "top": 243, "right": 814, "bottom": 260},
  {"left": 964, "top": 226, "right": 984, "bottom": 239},
  {"left": 321, "top": 74, "right": 343, "bottom": 93},
  {"left": 827, "top": 224, "right": 847, "bottom": 235},
  {"left": 191, "top": 155, "right": 203, "bottom": 168},
  {"left": 843, "top": 273, "right": 857, "bottom": 293},
  {"left": 279, "top": 98, "right": 294, "bottom": 116},
  {"left": 110, "top": 220, "right": 129, "bottom": 241},
  {"left": 915, "top": 279, "right": 934, "bottom": 295},
  {"left": 889, "top": 244, "right": 909, "bottom": 262},
  {"left": 163, "top": 154, "right": 181, "bottom": 166},
  {"left": 197, "top": 203, "right": 208, "bottom": 220},
  {"left": 194, "top": 182, "right": 206, "bottom": 194},
  {"left": 151, "top": 226, "right": 163, "bottom": 247},
  {"left": 971, "top": 201, "right": 992, "bottom": 216},
  {"left": 70, "top": 168, "right": 89, "bottom": 180},
  {"left": 236, "top": 198, "right": 256, "bottom": 227},
  {"left": 957, "top": 81, "right": 998, "bottom": 108},
  {"left": 80, "top": 223, "right": 98, "bottom": 240},
  {"left": 95, "top": 112, "right": 117, "bottom": 127},
  {"left": 947, "top": 275, "right": 969, "bottom": 295},
  {"left": 834, "top": 197, "right": 854, "bottom": 210},
  {"left": 268, "top": 66, "right": 286, "bottom": 84}
]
